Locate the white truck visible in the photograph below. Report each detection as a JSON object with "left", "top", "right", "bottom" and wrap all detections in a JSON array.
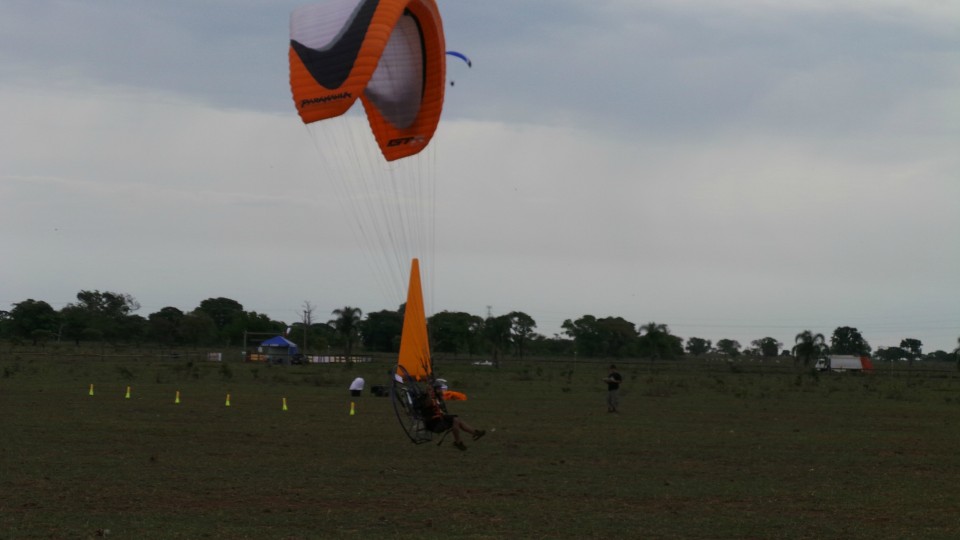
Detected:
[{"left": 815, "top": 355, "right": 874, "bottom": 373}]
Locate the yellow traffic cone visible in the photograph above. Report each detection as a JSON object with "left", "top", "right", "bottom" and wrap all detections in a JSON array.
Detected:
[
  {"left": 125, "top": 386, "right": 131, "bottom": 399},
  {"left": 175, "top": 390, "right": 181, "bottom": 405},
  {"left": 282, "top": 397, "right": 288, "bottom": 411},
  {"left": 225, "top": 393, "right": 231, "bottom": 407},
  {"left": 350, "top": 401, "right": 355, "bottom": 416},
  {"left": 89, "top": 384, "right": 94, "bottom": 396}
]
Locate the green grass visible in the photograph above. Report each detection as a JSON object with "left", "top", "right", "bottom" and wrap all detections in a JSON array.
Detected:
[{"left": 3, "top": 353, "right": 960, "bottom": 539}]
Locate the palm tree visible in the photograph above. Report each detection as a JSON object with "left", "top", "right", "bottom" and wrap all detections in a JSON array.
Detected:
[
  {"left": 330, "top": 306, "right": 363, "bottom": 359},
  {"left": 640, "top": 322, "right": 671, "bottom": 361},
  {"left": 792, "top": 330, "right": 826, "bottom": 368}
]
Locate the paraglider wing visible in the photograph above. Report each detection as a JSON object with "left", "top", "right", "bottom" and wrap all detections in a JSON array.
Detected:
[
  {"left": 360, "top": 1, "right": 445, "bottom": 161},
  {"left": 289, "top": 0, "right": 382, "bottom": 123},
  {"left": 290, "top": 0, "right": 446, "bottom": 161},
  {"left": 446, "top": 50, "right": 472, "bottom": 68},
  {"left": 288, "top": 0, "right": 447, "bottom": 304}
]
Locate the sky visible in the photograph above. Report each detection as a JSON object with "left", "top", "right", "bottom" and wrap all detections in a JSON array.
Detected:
[{"left": 2, "top": 0, "right": 959, "bottom": 353}]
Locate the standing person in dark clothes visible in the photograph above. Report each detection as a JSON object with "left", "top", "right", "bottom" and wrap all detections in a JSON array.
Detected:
[{"left": 604, "top": 364, "right": 623, "bottom": 413}]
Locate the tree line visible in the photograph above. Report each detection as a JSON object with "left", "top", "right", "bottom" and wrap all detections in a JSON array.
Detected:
[{"left": 2, "top": 290, "right": 958, "bottom": 362}]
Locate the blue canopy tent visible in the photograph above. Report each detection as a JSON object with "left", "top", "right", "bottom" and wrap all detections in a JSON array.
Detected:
[{"left": 259, "top": 335, "right": 300, "bottom": 365}]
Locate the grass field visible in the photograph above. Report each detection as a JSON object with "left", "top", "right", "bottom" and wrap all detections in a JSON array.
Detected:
[{"left": 3, "top": 351, "right": 960, "bottom": 539}]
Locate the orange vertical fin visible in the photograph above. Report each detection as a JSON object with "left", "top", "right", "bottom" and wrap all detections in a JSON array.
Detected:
[{"left": 397, "top": 258, "right": 431, "bottom": 380}]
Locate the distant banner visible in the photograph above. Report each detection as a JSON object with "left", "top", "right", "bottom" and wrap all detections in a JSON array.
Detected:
[{"left": 307, "top": 356, "right": 372, "bottom": 364}]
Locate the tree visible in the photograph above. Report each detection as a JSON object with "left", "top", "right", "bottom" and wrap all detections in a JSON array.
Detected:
[
  {"left": 0, "top": 310, "right": 10, "bottom": 339},
  {"left": 900, "top": 338, "right": 922, "bottom": 366},
  {"left": 75, "top": 290, "right": 140, "bottom": 315},
  {"left": 430, "top": 311, "right": 483, "bottom": 356},
  {"left": 119, "top": 314, "right": 148, "bottom": 345},
  {"left": 830, "top": 326, "right": 871, "bottom": 356},
  {"left": 361, "top": 308, "right": 403, "bottom": 352},
  {"left": 875, "top": 346, "right": 907, "bottom": 363},
  {"left": 507, "top": 311, "right": 537, "bottom": 359},
  {"left": 637, "top": 322, "right": 681, "bottom": 360},
  {"left": 685, "top": 337, "right": 712, "bottom": 356},
  {"left": 483, "top": 314, "right": 513, "bottom": 365},
  {"left": 526, "top": 333, "right": 574, "bottom": 357},
  {"left": 242, "top": 311, "right": 283, "bottom": 336},
  {"left": 8, "top": 299, "right": 59, "bottom": 344},
  {"left": 716, "top": 339, "right": 741, "bottom": 357},
  {"left": 196, "top": 297, "right": 243, "bottom": 329},
  {"left": 148, "top": 307, "right": 185, "bottom": 345},
  {"left": 597, "top": 317, "right": 640, "bottom": 358},
  {"left": 562, "top": 315, "right": 603, "bottom": 357},
  {"left": 291, "top": 320, "right": 336, "bottom": 354},
  {"left": 195, "top": 297, "right": 246, "bottom": 345},
  {"left": 300, "top": 301, "right": 315, "bottom": 352},
  {"left": 64, "top": 290, "right": 141, "bottom": 343},
  {"left": 793, "top": 330, "right": 827, "bottom": 368},
  {"left": 180, "top": 311, "right": 218, "bottom": 345},
  {"left": 751, "top": 337, "right": 783, "bottom": 357},
  {"left": 331, "top": 306, "right": 363, "bottom": 358},
  {"left": 59, "top": 304, "right": 89, "bottom": 345},
  {"left": 926, "top": 350, "right": 953, "bottom": 362}
]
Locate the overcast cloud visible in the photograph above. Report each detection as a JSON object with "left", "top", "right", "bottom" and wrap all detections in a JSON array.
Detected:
[{"left": 2, "top": 1, "right": 958, "bottom": 352}]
